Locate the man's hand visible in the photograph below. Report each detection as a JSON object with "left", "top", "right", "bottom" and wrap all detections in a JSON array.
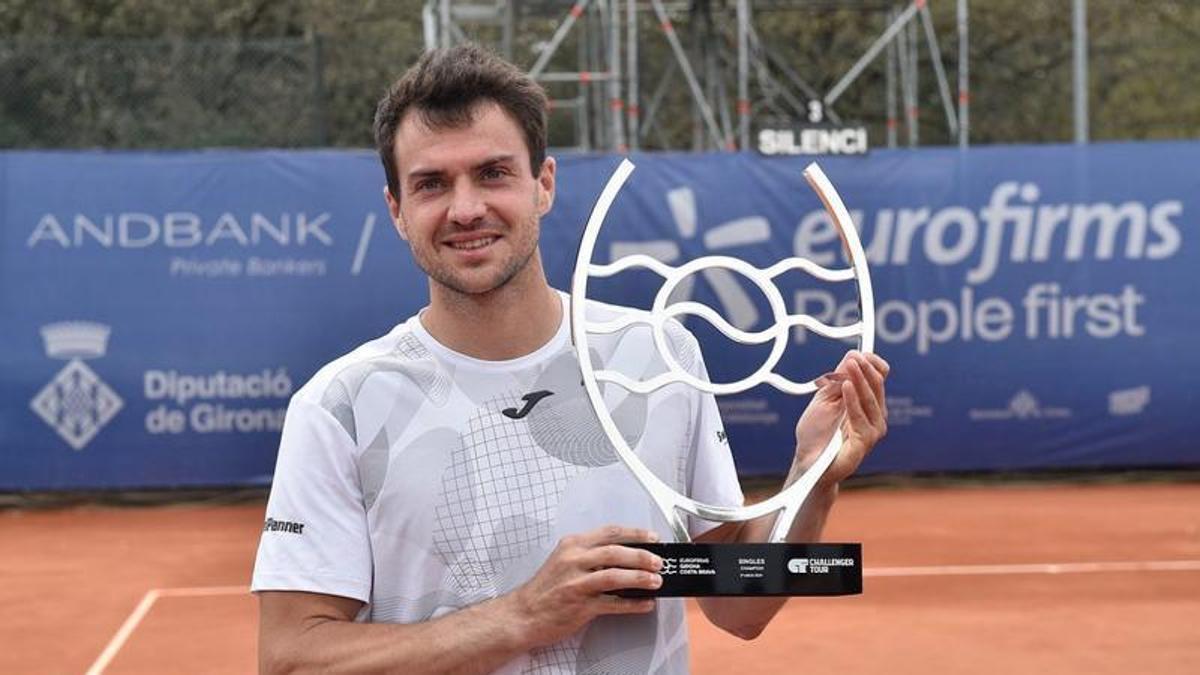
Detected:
[
  {"left": 506, "top": 525, "right": 664, "bottom": 649},
  {"left": 793, "top": 350, "right": 890, "bottom": 486}
]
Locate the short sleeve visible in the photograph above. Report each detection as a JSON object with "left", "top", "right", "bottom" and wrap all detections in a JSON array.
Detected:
[{"left": 251, "top": 397, "right": 372, "bottom": 602}]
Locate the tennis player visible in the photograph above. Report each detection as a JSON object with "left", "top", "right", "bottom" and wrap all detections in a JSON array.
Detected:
[{"left": 252, "top": 43, "right": 889, "bottom": 674}]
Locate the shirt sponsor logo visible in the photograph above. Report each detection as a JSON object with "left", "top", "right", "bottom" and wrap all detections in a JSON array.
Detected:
[
  {"left": 263, "top": 518, "right": 305, "bottom": 535},
  {"left": 502, "top": 390, "right": 555, "bottom": 419}
]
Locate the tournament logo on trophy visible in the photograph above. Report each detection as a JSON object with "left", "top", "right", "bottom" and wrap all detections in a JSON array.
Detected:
[
  {"left": 30, "top": 321, "right": 124, "bottom": 451},
  {"left": 570, "top": 159, "right": 874, "bottom": 597}
]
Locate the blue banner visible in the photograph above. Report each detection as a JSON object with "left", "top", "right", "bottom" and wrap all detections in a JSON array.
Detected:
[{"left": 2, "top": 143, "right": 1197, "bottom": 489}]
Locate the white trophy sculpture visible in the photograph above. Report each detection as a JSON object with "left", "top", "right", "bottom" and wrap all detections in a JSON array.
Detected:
[{"left": 570, "top": 159, "right": 875, "bottom": 596}]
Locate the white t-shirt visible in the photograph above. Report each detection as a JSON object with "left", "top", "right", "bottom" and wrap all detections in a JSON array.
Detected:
[{"left": 252, "top": 291, "right": 743, "bottom": 674}]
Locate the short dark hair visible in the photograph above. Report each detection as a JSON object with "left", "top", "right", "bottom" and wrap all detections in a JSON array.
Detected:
[{"left": 373, "top": 44, "right": 549, "bottom": 199}]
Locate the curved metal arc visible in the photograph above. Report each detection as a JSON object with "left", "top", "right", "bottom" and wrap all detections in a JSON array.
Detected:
[
  {"left": 664, "top": 302, "right": 863, "bottom": 344},
  {"left": 585, "top": 303, "right": 862, "bottom": 349},
  {"left": 594, "top": 254, "right": 855, "bottom": 284},
  {"left": 571, "top": 158, "right": 693, "bottom": 541},
  {"left": 802, "top": 163, "right": 876, "bottom": 354},
  {"left": 649, "top": 254, "right": 792, "bottom": 417},
  {"left": 572, "top": 159, "right": 876, "bottom": 544},
  {"left": 590, "top": 254, "right": 677, "bottom": 279},
  {"left": 594, "top": 366, "right": 830, "bottom": 399},
  {"left": 762, "top": 257, "right": 856, "bottom": 282}
]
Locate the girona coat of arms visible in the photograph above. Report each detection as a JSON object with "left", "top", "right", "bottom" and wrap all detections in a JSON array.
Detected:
[{"left": 30, "top": 322, "right": 124, "bottom": 451}]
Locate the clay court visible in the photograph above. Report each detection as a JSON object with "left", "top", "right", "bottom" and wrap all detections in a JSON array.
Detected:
[{"left": 4, "top": 480, "right": 1198, "bottom": 674}]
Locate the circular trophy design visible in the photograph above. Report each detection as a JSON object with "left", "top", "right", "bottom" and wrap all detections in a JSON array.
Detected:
[{"left": 570, "top": 159, "right": 875, "bottom": 596}]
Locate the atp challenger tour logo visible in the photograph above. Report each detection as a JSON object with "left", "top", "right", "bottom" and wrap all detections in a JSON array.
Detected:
[
  {"left": 30, "top": 322, "right": 125, "bottom": 451},
  {"left": 788, "top": 557, "right": 856, "bottom": 574}
]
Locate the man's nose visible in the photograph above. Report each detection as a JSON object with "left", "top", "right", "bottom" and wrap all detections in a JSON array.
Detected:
[{"left": 447, "top": 181, "right": 487, "bottom": 226}]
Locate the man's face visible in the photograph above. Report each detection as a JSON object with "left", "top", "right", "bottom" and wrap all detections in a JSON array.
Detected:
[{"left": 385, "top": 102, "right": 555, "bottom": 296}]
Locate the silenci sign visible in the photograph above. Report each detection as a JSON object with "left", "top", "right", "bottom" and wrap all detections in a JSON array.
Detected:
[{"left": 757, "top": 127, "right": 869, "bottom": 156}]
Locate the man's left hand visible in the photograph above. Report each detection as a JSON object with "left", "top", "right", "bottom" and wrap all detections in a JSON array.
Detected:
[{"left": 792, "top": 350, "right": 890, "bottom": 486}]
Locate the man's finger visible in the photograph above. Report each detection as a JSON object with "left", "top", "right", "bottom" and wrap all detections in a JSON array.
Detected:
[
  {"left": 863, "top": 352, "right": 890, "bottom": 378},
  {"left": 842, "top": 378, "right": 872, "bottom": 437},
  {"left": 857, "top": 355, "right": 886, "bottom": 412},
  {"left": 584, "top": 567, "right": 663, "bottom": 595},
  {"left": 836, "top": 350, "right": 859, "bottom": 373},
  {"left": 596, "top": 595, "right": 657, "bottom": 616},
  {"left": 814, "top": 371, "right": 848, "bottom": 389},
  {"left": 583, "top": 544, "right": 663, "bottom": 572},
  {"left": 847, "top": 358, "right": 883, "bottom": 425},
  {"left": 580, "top": 525, "right": 660, "bottom": 547}
]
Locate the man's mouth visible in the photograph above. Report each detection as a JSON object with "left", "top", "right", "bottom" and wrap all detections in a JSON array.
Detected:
[{"left": 447, "top": 236, "right": 497, "bottom": 251}]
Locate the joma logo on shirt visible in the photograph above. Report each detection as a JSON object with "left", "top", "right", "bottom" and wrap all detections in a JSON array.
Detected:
[
  {"left": 263, "top": 517, "right": 305, "bottom": 534},
  {"left": 502, "top": 390, "right": 554, "bottom": 419}
]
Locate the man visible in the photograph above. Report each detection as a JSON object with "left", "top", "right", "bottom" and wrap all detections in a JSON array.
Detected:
[{"left": 253, "top": 44, "right": 889, "bottom": 674}]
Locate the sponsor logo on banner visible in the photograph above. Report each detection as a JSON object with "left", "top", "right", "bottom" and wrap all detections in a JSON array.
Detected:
[
  {"left": 885, "top": 395, "right": 934, "bottom": 426},
  {"left": 143, "top": 369, "right": 292, "bottom": 434},
  {"left": 604, "top": 176, "right": 1172, "bottom": 358},
  {"left": 969, "top": 389, "right": 1072, "bottom": 421},
  {"left": 717, "top": 398, "right": 780, "bottom": 426},
  {"left": 30, "top": 322, "right": 124, "bottom": 451},
  {"left": 1108, "top": 386, "right": 1150, "bottom": 416},
  {"left": 24, "top": 209, "right": 385, "bottom": 278},
  {"left": 609, "top": 185, "right": 771, "bottom": 331},
  {"left": 29, "top": 323, "right": 296, "bottom": 447}
]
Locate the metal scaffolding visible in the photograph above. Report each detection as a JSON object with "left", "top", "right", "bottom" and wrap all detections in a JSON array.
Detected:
[{"left": 424, "top": 0, "right": 972, "bottom": 152}]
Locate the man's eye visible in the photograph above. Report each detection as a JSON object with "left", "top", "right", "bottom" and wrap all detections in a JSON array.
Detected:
[
  {"left": 481, "top": 167, "right": 508, "bottom": 180},
  {"left": 415, "top": 179, "right": 443, "bottom": 192}
]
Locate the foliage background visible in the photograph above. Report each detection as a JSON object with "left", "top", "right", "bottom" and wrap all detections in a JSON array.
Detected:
[{"left": 1, "top": 0, "right": 1196, "bottom": 149}]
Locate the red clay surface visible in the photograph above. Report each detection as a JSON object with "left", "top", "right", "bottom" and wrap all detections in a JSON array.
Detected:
[{"left": 3, "top": 483, "right": 1198, "bottom": 674}]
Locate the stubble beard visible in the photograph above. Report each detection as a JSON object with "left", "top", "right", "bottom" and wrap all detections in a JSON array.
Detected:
[{"left": 421, "top": 215, "right": 541, "bottom": 299}]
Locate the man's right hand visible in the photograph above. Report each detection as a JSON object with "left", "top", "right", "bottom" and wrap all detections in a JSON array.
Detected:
[{"left": 505, "top": 525, "right": 665, "bottom": 648}]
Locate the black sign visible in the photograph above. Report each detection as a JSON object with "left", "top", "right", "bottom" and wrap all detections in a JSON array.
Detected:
[{"left": 615, "top": 542, "right": 862, "bottom": 597}]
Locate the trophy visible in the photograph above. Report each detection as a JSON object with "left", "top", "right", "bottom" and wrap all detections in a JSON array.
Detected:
[{"left": 569, "top": 159, "right": 875, "bottom": 597}]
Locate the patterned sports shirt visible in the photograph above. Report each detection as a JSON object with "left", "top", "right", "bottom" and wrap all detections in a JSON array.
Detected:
[{"left": 252, "top": 291, "right": 743, "bottom": 674}]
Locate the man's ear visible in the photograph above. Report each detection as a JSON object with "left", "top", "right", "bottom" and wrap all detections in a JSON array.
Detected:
[
  {"left": 536, "top": 156, "right": 556, "bottom": 216},
  {"left": 383, "top": 185, "right": 408, "bottom": 241}
]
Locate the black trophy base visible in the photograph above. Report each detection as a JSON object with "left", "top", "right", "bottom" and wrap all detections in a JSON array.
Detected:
[{"left": 616, "top": 542, "right": 862, "bottom": 597}]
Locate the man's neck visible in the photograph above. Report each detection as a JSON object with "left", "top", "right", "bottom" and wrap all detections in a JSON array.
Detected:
[{"left": 421, "top": 263, "right": 562, "bottom": 361}]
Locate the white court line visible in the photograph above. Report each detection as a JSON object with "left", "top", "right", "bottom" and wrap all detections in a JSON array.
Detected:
[
  {"left": 865, "top": 559, "right": 1200, "bottom": 578},
  {"left": 85, "top": 561, "right": 1200, "bottom": 674},
  {"left": 85, "top": 586, "right": 247, "bottom": 675}
]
